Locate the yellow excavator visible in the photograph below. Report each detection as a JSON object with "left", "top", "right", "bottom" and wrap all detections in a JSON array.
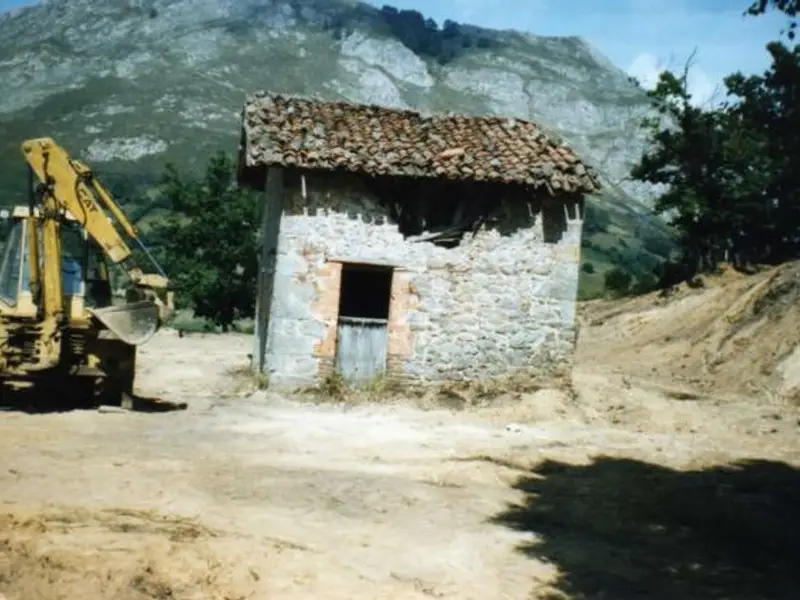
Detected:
[{"left": 0, "top": 137, "right": 173, "bottom": 407}]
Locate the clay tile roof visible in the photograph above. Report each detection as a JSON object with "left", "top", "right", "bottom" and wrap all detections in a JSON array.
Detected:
[{"left": 238, "top": 91, "right": 601, "bottom": 195}]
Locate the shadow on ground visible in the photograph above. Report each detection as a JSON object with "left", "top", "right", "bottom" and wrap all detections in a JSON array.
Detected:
[
  {"left": 0, "top": 381, "right": 187, "bottom": 414},
  {"left": 490, "top": 456, "right": 800, "bottom": 600}
]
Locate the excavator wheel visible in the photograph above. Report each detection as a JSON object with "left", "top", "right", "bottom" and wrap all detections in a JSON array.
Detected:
[
  {"left": 90, "top": 343, "right": 186, "bottom": 412},
  {"left": 87, "top": 337, "right": 137, "bottom": 408},
  {"left": 94, "top": 373, "right": 134, "bottom": 408},
  {"left": 71, "top": 376, "right": 103, "bottom": 409}
]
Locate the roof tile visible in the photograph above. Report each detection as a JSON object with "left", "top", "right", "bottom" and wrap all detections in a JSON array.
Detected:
[{"left": 239, "top": 92, "right": 600, "bottom": 194}]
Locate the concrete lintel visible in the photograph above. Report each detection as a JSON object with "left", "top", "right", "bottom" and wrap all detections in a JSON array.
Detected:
[{"left": 327, "top": 257, "right": 408, "bottom": 270}]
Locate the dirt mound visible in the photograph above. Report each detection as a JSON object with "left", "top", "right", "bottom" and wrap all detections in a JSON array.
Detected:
[
  {"left": 0, "top": 506, "right": 257, "bottom": 600},
  {"left": 578, "top": 261, "right": 800, "bottom": 402}
]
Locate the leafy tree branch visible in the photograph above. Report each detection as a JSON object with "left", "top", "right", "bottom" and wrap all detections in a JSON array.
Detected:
[{"left": 151, "top": 151, "right": 261, "bottom": 331}]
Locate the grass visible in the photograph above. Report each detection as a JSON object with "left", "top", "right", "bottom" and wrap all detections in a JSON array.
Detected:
[
  {"left": 301, "top": 372, "right": 406, "bottom": 403},
  {"left": 297, "top": 365, "right": 575, "bottom": 409},
  {"left": 164, "top": 310, "right": 255, "bottom": 335},
  {"left": 299, "top": 371, "right": 418, "bottom": 404},
  {"left": 225, "top": 363, "right": 269, "bottom": 395}
]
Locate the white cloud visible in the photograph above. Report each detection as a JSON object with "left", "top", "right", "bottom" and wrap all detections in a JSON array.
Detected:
[
  {"left": 686, "top": 68, "right": 717, "bottom": 107},
  {"left": 627, "top": 52, "right": 719, "bottom": 108},
  {"left": 627, "top": 52, "right": 665, "bottom": 89}
]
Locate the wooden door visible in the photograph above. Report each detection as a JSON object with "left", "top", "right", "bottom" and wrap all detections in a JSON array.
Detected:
[{"left": 335, "top": 316, "right": 388, "bottom": 383}]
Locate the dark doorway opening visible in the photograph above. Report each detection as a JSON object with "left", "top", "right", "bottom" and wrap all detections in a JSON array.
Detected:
[
  {"left": 337, "top": 263, "right": 393, "bottom": 320},
  {"left": 335, "top": 263, "right": 394, "bottom": 382}
]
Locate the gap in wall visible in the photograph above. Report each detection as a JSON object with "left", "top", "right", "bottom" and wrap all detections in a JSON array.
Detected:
[{"left": 338, "top": 263, "right": 393, "bottom": 320}]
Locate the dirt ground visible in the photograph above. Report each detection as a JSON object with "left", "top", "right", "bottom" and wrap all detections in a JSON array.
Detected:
[{"left": 1, "top": 263, "right": 799, "bottom": 599}]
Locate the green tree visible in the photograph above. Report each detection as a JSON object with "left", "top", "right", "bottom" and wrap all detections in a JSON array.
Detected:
[
  {"left": 632, "top": 67, "right": 764, "bottom": 272},
  {"left": 748, "top": 0, "right": 799, "bottom": 14},
  {"left": 152, "top": 151, "right": 261, "bottom": 331},
  {"left": 377, "top": 5, "right": 496, "bottom": 63},
  {"left": 746, "top": 0, "right": 797, "bottom": 37},
  {"left": 631, "top": 28, "right": 800, "bottom": 281},
  {"left": 724, "top": 42, "right": 800, "bottom": 259}
]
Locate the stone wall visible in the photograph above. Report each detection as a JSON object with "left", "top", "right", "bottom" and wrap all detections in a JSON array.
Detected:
[{"left": 263, "top": 168, "right": 583, "bottom": 387}]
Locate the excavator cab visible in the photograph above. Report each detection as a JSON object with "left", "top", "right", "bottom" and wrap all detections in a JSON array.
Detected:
[
  {"left": 0, "top": 206, "right": 163, "bottom": 344},
  {"left": 0, "top": 211, "right": 25, "bottom": 307},
  {"left": 0, "top": 210, "right": 110, "bottom": 308},
  {"left": 59, "top": 219, "right": 113, "bottom": 309}
]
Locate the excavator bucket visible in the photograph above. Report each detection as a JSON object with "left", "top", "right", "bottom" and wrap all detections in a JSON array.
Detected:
[{"left": 88, "top": 300, "right": 160, "bottom": 346}]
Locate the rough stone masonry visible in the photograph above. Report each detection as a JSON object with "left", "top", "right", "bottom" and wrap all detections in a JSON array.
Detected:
[{"left": 237, "top": 92, "right": 599, "bottom": 387}]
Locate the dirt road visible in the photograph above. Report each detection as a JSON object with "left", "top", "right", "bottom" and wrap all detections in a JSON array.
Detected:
[{"left": 2, "top": 272, "right": 800, "bottom": 599}]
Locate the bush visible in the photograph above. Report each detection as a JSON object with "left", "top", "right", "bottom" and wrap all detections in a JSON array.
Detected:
[
  {"left": 604, "top": 267, "right": 632, "bottom": 297},
  {"left": 630, "top": 273, "right": 659, "bottom": 295},
  {"left": 653, "top": 259, "right": 695, "bottom": 289}
]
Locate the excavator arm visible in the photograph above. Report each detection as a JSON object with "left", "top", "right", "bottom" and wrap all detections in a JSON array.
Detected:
[{"left": 20, "top": 137, "right": 173, "bottom": 344}]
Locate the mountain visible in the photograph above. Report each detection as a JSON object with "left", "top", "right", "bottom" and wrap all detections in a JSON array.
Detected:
[{"left": 0, "top": 0, "right": 675, "bottom": 296}]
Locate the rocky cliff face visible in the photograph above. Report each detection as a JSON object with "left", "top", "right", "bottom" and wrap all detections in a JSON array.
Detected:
[{"left": 0, "top": 0, "right": 674, "bottom": 291}]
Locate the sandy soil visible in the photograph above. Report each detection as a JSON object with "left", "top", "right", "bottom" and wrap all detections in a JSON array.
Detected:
[{"left": 1, "top": 264, "right": 800, "bottom": 599}]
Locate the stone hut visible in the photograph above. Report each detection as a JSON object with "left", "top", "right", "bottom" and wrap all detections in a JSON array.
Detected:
[{"left": 237, "top": 91, "right": 600, "bottom": 387}]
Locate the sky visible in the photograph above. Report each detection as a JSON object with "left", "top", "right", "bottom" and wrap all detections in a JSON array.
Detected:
[
  {"left": 0, "top": 0, "right": 792, "bottom": 106},
  {"left": 367, "top": 0, "right": 791, "bottom": 106}
]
